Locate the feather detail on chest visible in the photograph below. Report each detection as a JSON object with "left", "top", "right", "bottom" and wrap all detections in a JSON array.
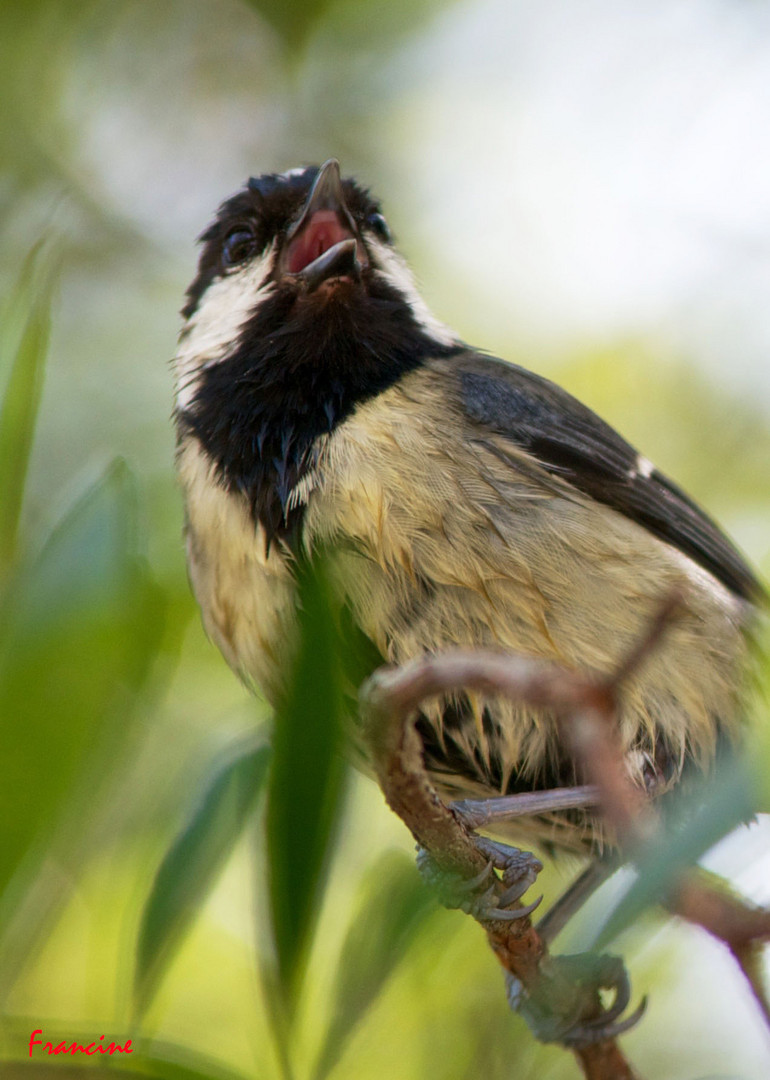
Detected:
[
  {"left": 176, "top": 435, "right": 298, "bottom": 702},
  {"left": 179, "top": 360, "right": 750, "bottom": 854}
]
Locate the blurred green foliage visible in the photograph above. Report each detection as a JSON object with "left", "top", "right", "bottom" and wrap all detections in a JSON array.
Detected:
[
  {"left": 0, "top": 246, "right": 52, "bottom": 571},
  {"left": 311, "top": 851, "right": 440, "bottom": 1080},
  {"left": 594, "top": 753, "right": 758, "bottom": 949},
  {"left": 0, "top": 2, "right": 768, "bottom": 1079},
  {"left": 135, "top": 743, "right": 271, "bottom": 1014},
  {"left": 265, "top": 557, "right": 349, "bottom": 1013},
  {"left": 244, "top": 0, "right": 460, "bottom": 55}
]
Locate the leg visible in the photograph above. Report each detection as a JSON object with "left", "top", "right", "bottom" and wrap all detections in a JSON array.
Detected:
[
  {"left": 451, "top": 786, "right": 615, "bottom": 942},
  {"left": 451, "top": 785, "right": 600, "bottom": 830}
]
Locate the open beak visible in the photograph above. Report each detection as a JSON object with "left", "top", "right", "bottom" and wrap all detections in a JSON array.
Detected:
[{"left": 282, "top": 159, "right": 366, "bottom": 291}]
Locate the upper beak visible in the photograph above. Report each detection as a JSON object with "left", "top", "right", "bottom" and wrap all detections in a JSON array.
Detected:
[{"left": 282, "top": 159, "right": 365, "bottom": 290}]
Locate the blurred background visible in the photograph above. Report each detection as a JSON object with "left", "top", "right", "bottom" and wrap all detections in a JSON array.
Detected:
[{"left": 1, "top": 0, "right": 770, "bottom": 1077}]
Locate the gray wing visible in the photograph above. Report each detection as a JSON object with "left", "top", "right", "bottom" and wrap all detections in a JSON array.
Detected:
[{"left": 454, "top": 352, "right": 760, "bottom": 601}]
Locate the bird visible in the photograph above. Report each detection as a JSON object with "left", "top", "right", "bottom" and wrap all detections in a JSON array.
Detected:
[{"left": 174, "top": 158, "right": 762, "bottom": 861}]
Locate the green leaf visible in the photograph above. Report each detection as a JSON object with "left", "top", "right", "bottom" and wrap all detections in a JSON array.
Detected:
[
  {"left": 265, "top": 554, "right": 349, "bottom": 1011},
  {"left": 124, "top": 1040, "right": 255, "bottom": 1080},
  {"left": 313, "top": 850, "right": 438, "bottom": 1080},
  {"left": 0, "top": 460, "right": 163, "bottom": 907},
  {"left": 594, "top": 753, "right": 756, "bottom": 948},
  {"left": 134, "top": 742, "right": 271, "bottom": 1014},
  {"left": 0, "top": 245, "right": 54, "bottom": 573}
]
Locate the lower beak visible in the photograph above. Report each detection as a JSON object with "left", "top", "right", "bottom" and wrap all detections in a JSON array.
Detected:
[{"left": 295, "top": 238, "right": 362, "bottom": 291}]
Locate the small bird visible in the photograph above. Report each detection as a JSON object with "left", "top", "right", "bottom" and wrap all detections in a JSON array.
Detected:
[{"left": 174, "top": 159, "right": 761, "bottom": 857}]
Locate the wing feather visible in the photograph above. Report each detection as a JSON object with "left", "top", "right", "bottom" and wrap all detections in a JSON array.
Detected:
[{"left": 454, "top": 353, "right": 760, "bottom": 601}]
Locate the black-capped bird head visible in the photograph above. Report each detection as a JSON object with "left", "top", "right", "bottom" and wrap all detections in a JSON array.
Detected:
[{"left": 176, "top": 159, "right": 459, "bottom": 543}]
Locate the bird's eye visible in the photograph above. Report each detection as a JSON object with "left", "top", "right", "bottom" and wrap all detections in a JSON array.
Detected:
[
  {"left": 366, "top": 212, "right": 391, "bottom": 243},
  {"left": 222, "top": 226, "right": 257, "bottom": 268}
]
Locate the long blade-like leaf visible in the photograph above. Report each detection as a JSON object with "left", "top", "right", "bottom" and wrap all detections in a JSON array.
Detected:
[
  {"left": 0, "top": 247, "right": 53, "bottom": 572},
  {"left": 0, "top": 462, "right": 159, "bottom": 904},
  {"left": 265, "top": 554, "right": 348, "bottom": 1010},
  {"left": 314, "top": 851, "right": 438, "bottom": 1080},
  {"left": 135, "top": 743, "right": 271, "bottom": 1013}
]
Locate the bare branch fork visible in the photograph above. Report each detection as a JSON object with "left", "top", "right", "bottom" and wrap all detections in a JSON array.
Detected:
[{"left": 359, "top": 591, "right": 770, "bottom": 1080}]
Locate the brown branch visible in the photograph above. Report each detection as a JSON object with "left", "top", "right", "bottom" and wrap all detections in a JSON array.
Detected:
[
  {"left": 360, "top": 591, "right": 770, "bottom": 1077},
  {"left": 361, "top": 656, "right": 643, "bottom": 1080},
  {"left": 667, "top": 875, "right": 770, "bottom": 1024}
]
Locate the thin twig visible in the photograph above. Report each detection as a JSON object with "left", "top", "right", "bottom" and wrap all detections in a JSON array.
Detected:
[
  {"left": 667, "top": 875, "right": 770, "bottom": 1023},
  {"left": 610, "top": 589, "right": 684, "bottom": 688}
]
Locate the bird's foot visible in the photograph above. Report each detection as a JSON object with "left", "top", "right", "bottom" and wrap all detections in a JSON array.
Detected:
[
  {"left": 506, "top": 952, "right": 646, "bottom": 1047},
  {"left": 416, "top": 837, "right": 543, "bottom": 922}
]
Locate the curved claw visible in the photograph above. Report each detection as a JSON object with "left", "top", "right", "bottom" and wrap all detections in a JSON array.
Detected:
[
  {"left": 480, "top": 894, "right": 543, "bottom": 922},
  {"left": 458, "top": 883, "right": 498, "bottom": 916},
  {"left": 453, "top": 859, "right": 495, "bottom": 894},
  {"left": 498, "top": 874, "right": 539, "bottom": 906},
  {"left": 415, "top": 847, "right": 495, "bottom": 895},
  {"left": 563, "top": 996, "right": 648, "bottom": 1048},
  {"left": 416, "top": 848, "right": 490, "bottom": 898},
  {"left": 416, "top": 841, "right": 543, "bottom": 924}
]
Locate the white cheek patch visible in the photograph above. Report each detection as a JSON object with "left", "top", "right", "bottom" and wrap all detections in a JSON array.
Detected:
[
  {"left": 174, "top": 244, "right": 277, "bottom": 411},
  {"left": 369, "top": 241, "right": 458, "bottom": 349}
]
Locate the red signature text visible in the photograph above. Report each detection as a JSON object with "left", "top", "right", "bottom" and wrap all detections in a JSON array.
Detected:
[{"left": 29, "top": 1030, "right": 133, "bottom": 1056}]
